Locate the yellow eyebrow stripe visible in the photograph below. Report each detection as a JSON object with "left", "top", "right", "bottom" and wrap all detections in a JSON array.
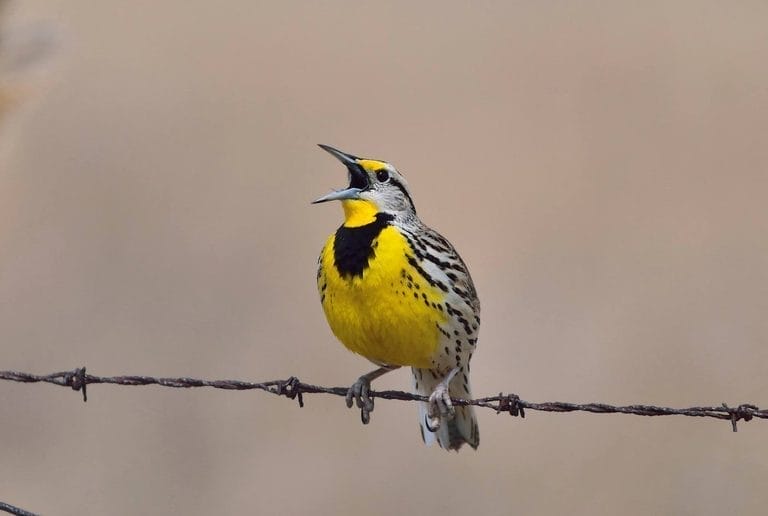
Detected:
[{"left": 357, "top": 159, "right": 387, "bottom": 171}]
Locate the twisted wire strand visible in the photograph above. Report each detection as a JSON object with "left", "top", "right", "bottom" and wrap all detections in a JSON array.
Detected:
[
  {"left": 1, "top": 367, "right": 764, "bottom": 432},
  {"left": 0, "top": 500, "right": 38, "bottom": 516}
]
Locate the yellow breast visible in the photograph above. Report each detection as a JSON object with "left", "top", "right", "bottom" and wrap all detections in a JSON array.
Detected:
[{"left": 318, "top": 224, "right": 447, "bottom": 368}]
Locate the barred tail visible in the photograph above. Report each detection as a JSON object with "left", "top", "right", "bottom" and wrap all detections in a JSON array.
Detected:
[{"left": 412, "top": 368, "right": 479, "bottom": 451}]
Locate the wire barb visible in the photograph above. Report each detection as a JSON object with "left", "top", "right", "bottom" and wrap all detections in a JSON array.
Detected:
[
  {"left": 64, "top": 366, "right": 87, "bottom": 401},
  {"left": 277, "top": 376, "right": 304, "bottom": 408},
  {"left": 0, "top": 368, "right": 765, "bottom": 431},
  {"left": 497, "top": 393, "right": 525, "bottom": 418},
  {"left": 722, "top": 403, "right": 759, "bottom": 432}
]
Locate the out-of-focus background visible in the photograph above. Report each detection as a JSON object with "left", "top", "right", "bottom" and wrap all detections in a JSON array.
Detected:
[{"left": 2, "top": 1, "right": 767, "bottom": 515}]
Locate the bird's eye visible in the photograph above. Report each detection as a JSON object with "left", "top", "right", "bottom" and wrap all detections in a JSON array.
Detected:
[{"left": 376, "top": 170, "right": 390, "bottom": 182}]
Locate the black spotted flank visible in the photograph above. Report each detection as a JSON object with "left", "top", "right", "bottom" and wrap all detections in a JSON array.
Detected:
[
  {"left": 333, "top": 213, "right": 395, "bottom": 278},
  {"left": 405, "top": 255, "right": 449, "bottom": 293}
]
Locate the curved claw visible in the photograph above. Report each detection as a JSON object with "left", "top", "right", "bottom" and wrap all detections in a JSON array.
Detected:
[
  {"left": 425, "top": 414, "right": 439, "bottom": 432},
  {"left": 345, "top": 385, "right": 356, "bottom": 409}
]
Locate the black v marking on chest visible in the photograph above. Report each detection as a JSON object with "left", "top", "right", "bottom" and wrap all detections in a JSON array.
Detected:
[{"left": 333, "top": 212, "right": 395, "bottom": 278}]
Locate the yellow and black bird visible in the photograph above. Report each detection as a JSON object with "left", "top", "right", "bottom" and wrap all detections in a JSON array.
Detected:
[{"left": 314, "top": 145, "right": 480, "bottom": 450}]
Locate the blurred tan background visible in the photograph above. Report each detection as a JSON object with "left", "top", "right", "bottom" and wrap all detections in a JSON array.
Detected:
[{"left": 2, "top": 1, "right": 767, "bottom": 515}]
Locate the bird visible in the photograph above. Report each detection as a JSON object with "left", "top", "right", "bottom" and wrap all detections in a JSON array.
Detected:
[{"left": 313, "top": 144, "right": 480, "bottom": 450}]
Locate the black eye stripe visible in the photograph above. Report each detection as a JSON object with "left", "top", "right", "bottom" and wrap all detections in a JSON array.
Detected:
[{"left": 388, "top": 177, "right": 417, "bottom": 214}]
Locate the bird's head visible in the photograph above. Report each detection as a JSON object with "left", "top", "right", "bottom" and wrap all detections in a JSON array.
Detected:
[{"left": 313, "top": 144, "right": 416, "bottom": 227}]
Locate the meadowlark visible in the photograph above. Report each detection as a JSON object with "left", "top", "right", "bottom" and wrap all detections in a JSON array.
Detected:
[{"left": 313, "top": 145, "right": 480, "bottom": 450}]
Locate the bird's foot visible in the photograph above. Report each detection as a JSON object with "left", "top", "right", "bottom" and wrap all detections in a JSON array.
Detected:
[
  {"left": 345, "top": 365, "right": 399, "bottom": 425},
  {"left": 425, "top": 367, "right": 460, "bottom": 432},
  {"left": 346, "top": 375, "right": 375, "bottom": 424}
]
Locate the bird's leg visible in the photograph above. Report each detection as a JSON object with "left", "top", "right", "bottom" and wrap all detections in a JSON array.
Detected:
[
  {"left": 346, "top": 365, "right": 399, "bottom": 424},
  {"left": 425, "top": 367, "right": 460, "bottom": 432}
]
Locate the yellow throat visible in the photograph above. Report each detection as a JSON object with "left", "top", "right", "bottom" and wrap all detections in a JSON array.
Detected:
[
  {"left": 341, "top": 199, "right": 378, "bottom": 227},
  {"left": 317, "top": 202, "right": 446, "bottom": 368}
]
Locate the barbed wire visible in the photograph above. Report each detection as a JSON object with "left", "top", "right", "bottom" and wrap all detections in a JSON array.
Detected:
[
  {"left": 0, "top": 501, "right": 37, "bottom": 516},
  {"left": 0, "top": 367, "right": 765, "bottom": 433}
]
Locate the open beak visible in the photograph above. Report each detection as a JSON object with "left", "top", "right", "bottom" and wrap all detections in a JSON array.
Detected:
[
  {"left": 312, "top": 144, "right": 369, "bottom": 204},
  {"left": 311, "top": 187, "right": 362, "bottom": 204},
  {"left": 317, "top": 144, "right": 359, "bottom": 166}
]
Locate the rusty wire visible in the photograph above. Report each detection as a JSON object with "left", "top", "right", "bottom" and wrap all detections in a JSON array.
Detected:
[
  {"left": 0, "top": 501, "right": 37, "bottom": 516},
  {"left": 0, "top": 367, "right": 765, "bottom": 433}
]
